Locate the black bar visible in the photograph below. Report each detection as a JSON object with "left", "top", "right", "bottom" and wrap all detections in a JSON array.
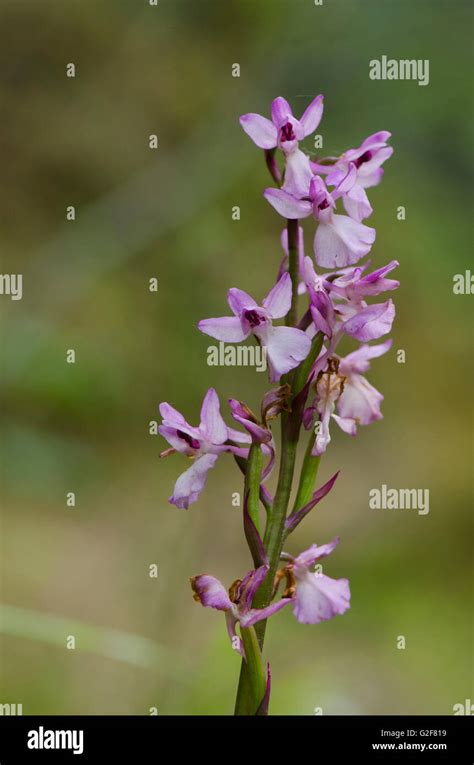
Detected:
[{"left": 0, "top": 715, "right": 471, "bottom": 762}]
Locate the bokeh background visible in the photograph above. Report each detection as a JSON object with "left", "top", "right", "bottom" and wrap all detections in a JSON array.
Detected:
[{"left": 0, "top": 0, "right": 472, "bottom": 715}]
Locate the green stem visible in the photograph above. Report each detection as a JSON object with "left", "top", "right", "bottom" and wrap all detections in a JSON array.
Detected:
[
  {"left": 234, "top": 626, "right": 267, "bottom": 715},
  {"left": 244, "top": 442, "right": 263, "bottom": 534},
  {"left": 233, "top": 219, "right": 303, "bottom": 713},
  {"left": 292, "top": 331, "right": 324, "bottom": 398},
  {"left": 234, "top": 454, "right": 272, "bottom": 513},
  {"left": 292, "top": 430, "right": 320, "bottom": 512},
  {"left": 286, "top": 219, "right": 299, "bottom": 327}
]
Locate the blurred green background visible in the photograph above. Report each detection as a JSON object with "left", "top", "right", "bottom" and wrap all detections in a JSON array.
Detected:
[{"left": 0, "top": 0, "right": 472, "bottom": 715}]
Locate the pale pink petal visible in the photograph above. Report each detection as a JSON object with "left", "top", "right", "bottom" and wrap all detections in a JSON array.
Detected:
[
  {"left": 240, "top": 598, "right": 292, "bottom": 627},
  {"left": 262, "top": 272, "right": 292, "bottom": 319},
  {"left": 293, "top": 538, "right": 340, "bottom": 569},
  {"left": 198, "top": 316, "right": 248, "bottom": 342},
  {"left": 239, "top": 565, "right": 269, "bottom": 612},
  {"left": 169, "top": 453, "right": 218, "bottom": 508},
  {"left": 271, "top": 96, "right": 293, "bottom": 126},
  {"left": 158, "top": 424, "right": 201, "bottom": 455},
  {"left": 281, "top": 148, "right": 314, "bottom": 197},
  {"left": 332, "top": 162, "right": 357, "bottom": 198},
  {"left": 226, "top": 426, "right": 252, "bottom": 445},
  {"left": 293, "top": 572, "right": 350, "bottom": 624},
  {"left": 199, "top": 388, "right": 228, "bottom": 444},
  {"left": 332, "top": 413, "right": 357, "bottom": 435},
  {"left": 264, "top": 188, "right": 312, "bottom": 220},
  {"left": 343, "top": 184, "right": 373, "bottom": 222},
  {"left": 358, "top": 130, "right": 392, "bottom": 150},
  {"left": 225, "top": 611, "right": 244, "bottom": 657},
  {"left": 339, "top": 339, "right": 392, "bottom": 375},
  {"left": 342, "top": 300, "right": 395, "bottom": 341},
  {"left": 239, "top": 113, "right": 278, "bottom": 149},
  {"left": 314, "top": 215, "right": 375, "bottom": 268},
  {"left": 337, "top": 375, "right": 384, "bottom": 425},
  {"left": 358, "top": 166, "right": 385, "bottom": 188},
  {"left": 191, "top": 574, "right": 232, "bottom": 611},
  {"left": 227, "top": 287, "right": 258, "bottom": 316},
  {"left": 265, "top": 326, "right": 311, "bottom": 382},
  {"left": 300, "top": 94, "right": 324, "bottom": 137},
  {"left": 159, "top": 402, "right": 187, "bottom": 426}
]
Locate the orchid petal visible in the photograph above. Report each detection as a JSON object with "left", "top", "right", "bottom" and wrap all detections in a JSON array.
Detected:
[
  {"left": 262, "top": 272, "right": 292, "bottom": 319},
  {"left": 342, "top": 299, "right": 395, "bottom": 341},
  {"left": 293, "top": 572, "right": 350, "bottom": 624},
  {"left": 191, "top": 574, "right": 233, "bottom": 611},
  {"left": 337, "top": 375, "right": 384, "bottom": 426},
  {"left": 300, "top": 94, "right": 324, "bottom": 137},
  {"left": 281, "top": 148, "right": 313, "bottom": 197},
  {"left": 159, "top": 402, "right": 186, "bottom": 426},
  {"left": 198, "top": 316, "right": 248, "bottom": 342},
  {"left": 240, "top": 598, "right": 292, "bottom": 628},
  {"left": 239, "top": 113, "right": 278, "bottom": 149},
  {"left": 264, "top": 188, "right": 312, "bottom": 220},
  {"left": 227, "top": 287, "right": 258, "bottom": 315},
  {"left": 343, "top": 184, "right": 373, "bottom": 222},
  {"left": 314, "top": 215, "right": 375, "bottom": 268},
  {"left": 271, "top": 96, "right": 292, "bottom": 126},
  {"left": 169, "top": 453, "right": 218, "bottom": 508},
  {"left": 239, "top": 564, "right": 269, "bottom": 612},
  {"left": 265, "top": 325, "right": 312, "bottom": 382},
  {"left": 339, "top": 339, "right": 393, "bottom": 375},
  {"left": 332, "top": 413, "right": 357, "bottom": 435},
  {"left": 199, "top": 388, "right": 228, "bottom": 444}
]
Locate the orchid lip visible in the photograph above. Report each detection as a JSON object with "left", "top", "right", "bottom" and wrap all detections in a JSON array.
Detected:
[
  {"left": 177, "top": 429, "right": 201, "bottom": 450},
  {"left": 243, "top": 308, "right": 267, "bottom": 328},
  {"left": 280, "top": 122, "right": 296, "bottom": 142},
  {"left": 354, "top": 150, "right": 372, "bottom": 168}
]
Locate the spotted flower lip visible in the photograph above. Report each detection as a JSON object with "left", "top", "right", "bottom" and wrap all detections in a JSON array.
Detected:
[
  {"left": 191, "top": 565, "right": 291, "bottom": 657},
  {"left": 159, "top": 388, "right": 250, "bottom": 509},
  {"left": 264, "top": 165, "right": 376, "bottom": 268},
  {"left": 197, "top": 273, "right": 311, "bottom": 382}
]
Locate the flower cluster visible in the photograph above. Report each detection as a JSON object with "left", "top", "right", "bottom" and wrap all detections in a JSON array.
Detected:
[
  {"left": 191, "top": 536, "right": 350, "bottom": 656},
  {"left": 158, "top": 94, "right": 398, "bottom": 714}
]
